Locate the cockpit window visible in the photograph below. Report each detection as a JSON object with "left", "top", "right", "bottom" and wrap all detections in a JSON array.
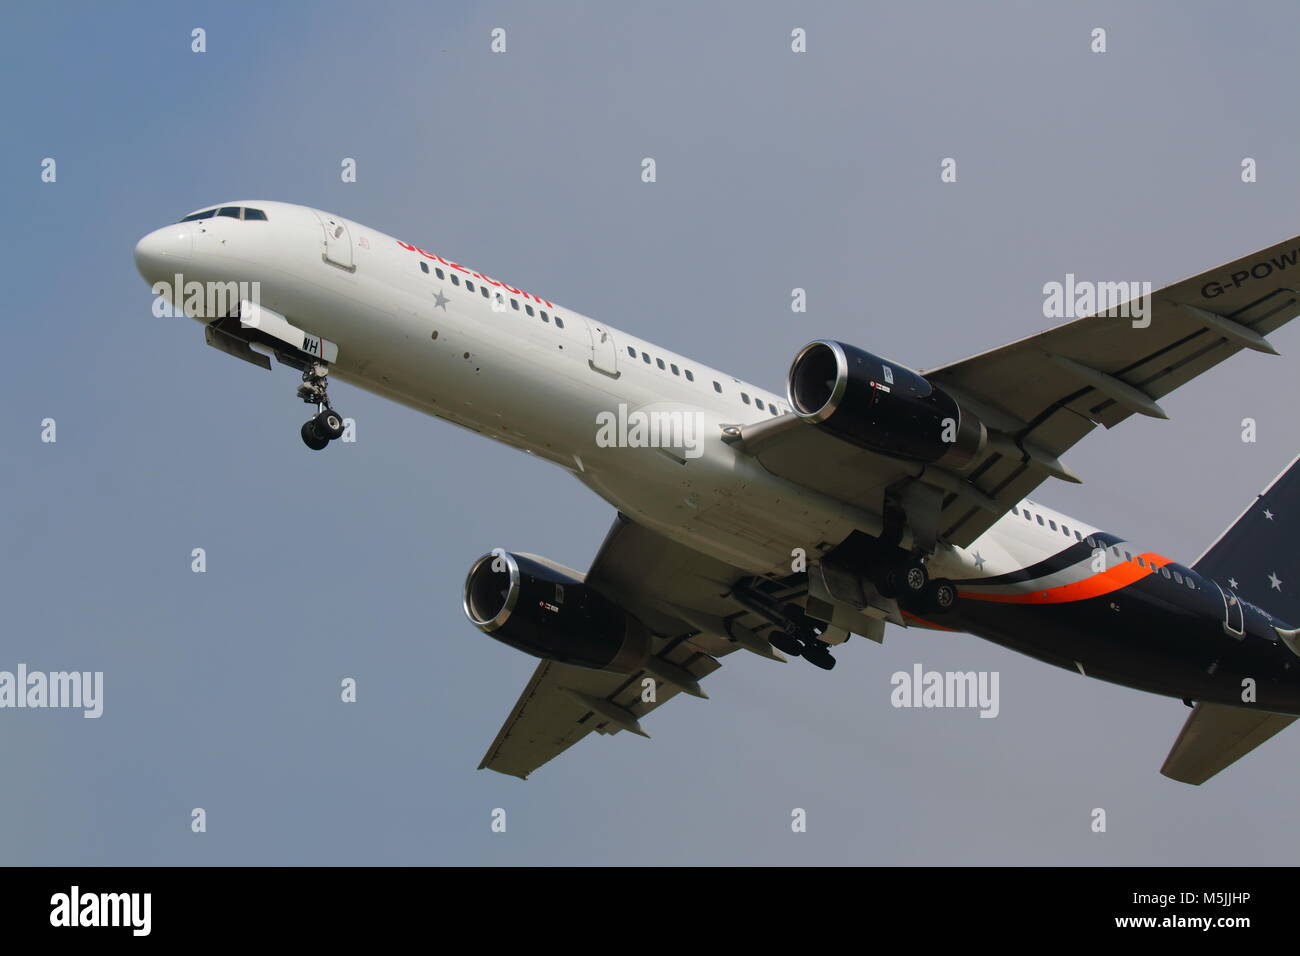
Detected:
[{"left": 179, "top": 206, "right": 270, "bottom": 223}]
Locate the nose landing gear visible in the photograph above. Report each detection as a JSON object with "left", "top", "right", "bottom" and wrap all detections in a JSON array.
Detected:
[{"left": 297, "top": 362, "right": 346, "bottom": 451}]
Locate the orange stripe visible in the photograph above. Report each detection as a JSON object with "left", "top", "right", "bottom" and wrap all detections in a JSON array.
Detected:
[{"left": 958, "top": 553, "right": 1172, "bottom": 605}]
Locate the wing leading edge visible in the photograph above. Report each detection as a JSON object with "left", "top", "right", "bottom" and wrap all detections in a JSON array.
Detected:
[{"left": 745, "top": 234, "right": 1300, "bottom": 550}]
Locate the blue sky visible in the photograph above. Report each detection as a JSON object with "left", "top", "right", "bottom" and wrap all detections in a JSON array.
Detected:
[{"left": 5, "top": 0, "right": 1300, "bottom": 864}]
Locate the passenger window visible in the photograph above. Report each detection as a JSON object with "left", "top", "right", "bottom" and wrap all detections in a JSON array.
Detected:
[
  {"left": 1048, "top": 520, "right": 1057, "bottom": 531},
  {"left": 1011, "top": 507, "right": 1019, "bottom": 516},
  {"left": 769, "top": 406, "right": 778, "bottom": 416},
  {"left": 671, "top": 364, "right": 679, "bottom": 375},
  {"left": 642, "top": 352, "right": 651, "bottom": 364},
  {"left": 509, "top": 299, "right": 519, "bottom": 310},
  {"left": 684, "top": 370, "right": 693, "bottom": 381},
  {"left": 1061, "top": 525, "right": 1070, "bottom": 536},
  {"left": 451, "top": 274, "right": 460, "bottom": 286},
  {"left": 436, "top": 268, "right": 445, "bottom": 279},
  {"left": 541, "top": 313, "right": 549, "bottom": 323},
  {"left": 481, "top": 287, "right": 490, "bottom": 298},
  {"left": 713, "top": 381, "right": 722, "bottom": 393},
  {"left": 218, "top": 207, "right": 241, "bottom": 218},
  {"left": 1036, "top": 515, "right": 1044, "bottom": 526},
  {"left": 1074, "top": 531, "right": 1082, "bottom": 541},
  {"left": 526, "top": 305, "right": 534, "bottom": 316},
  {"left": 243, "top": 208, "right": 268, "bottom": 221},
  {"left": 628, "top": 347, "right": 637, "bottom": 358},
  {"left": 466, "top": 281, "right": 475, "bottom": 292},
  {"left": 656, "top": 358, "right": 665, "bottom": 370},
  {"left": 1173, "top": 571, "right": 1184, "bottom": 584},
  {"left": 555, "top": 317, "right": 564, "bottom": 328},
  {"left": 741, "top": 393, "right": 751, "bottom": 405},
  {"left": 1024, "top": 511, "right": 1033, "bottom": 521},
  {"left": 420, "top": 261, "right": 429, "bottom": 274},
  {"left": 1124, "top": 551, "right": 1133, "bottom": 562},
  {"left": 756, "top": 399, "right": 766, "bottom": 411}
]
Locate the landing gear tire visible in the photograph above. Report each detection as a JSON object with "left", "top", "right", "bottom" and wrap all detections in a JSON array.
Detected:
[
  {"left": 802, "top": 642, "right": 837, "bottom": 671},
  {"left": 928, "top": 579, "right": 957, "bottom": 612},
  {"left": 883, "top": 559, "right": 929, "bottom": 600},
  {"left": 768, "top": 631, "right": 804, "bottom": 657},
  {"left": 300, "top": 420, "right": 329, "bottom": 451},
  {"left": 314, "top": 408, "right": 345, "bottom": 440},
  {"left": 901, "top": 561, "right": 928, "bottom": 597}
]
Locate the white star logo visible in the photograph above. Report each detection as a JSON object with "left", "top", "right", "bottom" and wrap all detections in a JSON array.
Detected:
[
  {"left": 1228, "top": 577, "right": 1239, "bottom": 589},
  {"left": 972, "top": 550, "right": 986, "bottom": 571},
  {"left": 433, "top": 289, "right": 450, "bottom": 310},
  {"left": 1269, "top": 572, "right": 1283, "bottom": 591},
  {"left": 1264, "top": 509, "right": 1275, "bottom": 520}
]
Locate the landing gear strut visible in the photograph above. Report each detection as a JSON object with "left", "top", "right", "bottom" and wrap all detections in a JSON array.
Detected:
[
  {"left": 297, "top": 362, "right": 346, "bottom": 451},
  {"left": 732, "top": 582, "right": 839, "bottom": 670}
]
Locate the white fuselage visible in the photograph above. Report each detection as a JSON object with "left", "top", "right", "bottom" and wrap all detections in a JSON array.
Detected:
[{"left": 134, "top": 201, "right": 1107, "bottom": 598}]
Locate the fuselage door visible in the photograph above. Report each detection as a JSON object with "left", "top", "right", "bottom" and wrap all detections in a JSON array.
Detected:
[
  {"left": 586, "top": 320, "right": 619, "bottom": 378},
  {"left": 1216, "top": 581, "right": 1245, "bottom": 637},
  {"left": 316, "top": 212, "right": 355, "bottom": 271}
]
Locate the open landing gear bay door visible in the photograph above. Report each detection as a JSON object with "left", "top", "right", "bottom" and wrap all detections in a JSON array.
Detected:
[{"left": 204, "top": 300, "right": 338, "bottom": 371}]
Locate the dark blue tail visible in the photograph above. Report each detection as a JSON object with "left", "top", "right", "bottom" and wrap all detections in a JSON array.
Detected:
[{"left": 1194, "top": 454, "right": 1300, "bottom": 624}]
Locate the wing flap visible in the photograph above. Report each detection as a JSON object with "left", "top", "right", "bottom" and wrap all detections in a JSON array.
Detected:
[
  {"left": 477, "top": 640, "right": 723, "bottom": 779},
  {"left": 477, "top": 661, "right": 596, "bottom": 779}
]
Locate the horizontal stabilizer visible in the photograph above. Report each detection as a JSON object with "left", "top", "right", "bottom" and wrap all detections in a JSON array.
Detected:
[{"left": 1160, "top": 701, "right": 1296, "bottom": 785}]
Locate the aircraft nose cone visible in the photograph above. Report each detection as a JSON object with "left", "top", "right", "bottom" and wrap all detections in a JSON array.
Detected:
[{"left": 133, "top": 225, "right": 193, "bottom": 282}]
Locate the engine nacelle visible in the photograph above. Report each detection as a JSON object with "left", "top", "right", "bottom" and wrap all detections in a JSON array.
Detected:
[
  {"left": 462, "top": 551, "right": 650, "bottom": 672},
  {"left": 787, "top": 340, "right": 986, "bottom": 471}
]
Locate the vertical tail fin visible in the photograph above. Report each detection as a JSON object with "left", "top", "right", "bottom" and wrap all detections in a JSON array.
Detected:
[{"left": 1193, "top": 453, "right": 1300, "bottom": 623}]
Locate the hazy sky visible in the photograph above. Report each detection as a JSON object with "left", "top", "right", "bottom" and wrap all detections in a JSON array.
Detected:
[{"left": 5, "top": 0, "right": 1300, "bottom": 865}]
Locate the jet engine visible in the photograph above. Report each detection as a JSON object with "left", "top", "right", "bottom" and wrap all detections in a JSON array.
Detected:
[
  {"left": 462, "top": 550, "right": 649, "bottom": 672},
  {"left": 787, "top": 340, "right": 986, "bottom": 471}
]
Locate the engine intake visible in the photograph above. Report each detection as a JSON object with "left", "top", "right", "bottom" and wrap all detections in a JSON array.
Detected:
[
  {"left": 787, "top": 340, "right": 986, "bottom": 471},
  {"left": 462, "top": 550, "right": 649, "bottom": 672}
]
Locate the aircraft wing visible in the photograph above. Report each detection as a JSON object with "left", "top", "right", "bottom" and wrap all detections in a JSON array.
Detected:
[
  {"left": 746, "top": 235, "right": 1300, "bottom": 549},
  {"left": 478, "top": 515, "right": 767, "bottom": 779},
  {"left": 1160, "top": 701, "right": 1296, "bottom": 785}
]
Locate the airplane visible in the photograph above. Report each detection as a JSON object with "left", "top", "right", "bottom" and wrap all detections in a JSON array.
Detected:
[{"left": 134, "top": 200, "right": 1300, "bottom": 784}]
